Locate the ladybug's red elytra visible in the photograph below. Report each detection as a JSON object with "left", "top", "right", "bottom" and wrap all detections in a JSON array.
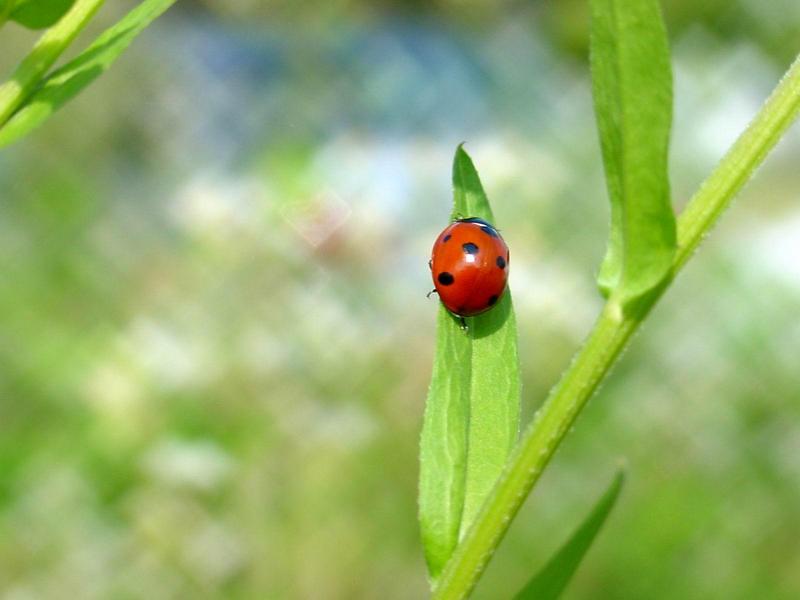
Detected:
[{"left": 429, "top": 217, "right": 509, "bottom": 317}]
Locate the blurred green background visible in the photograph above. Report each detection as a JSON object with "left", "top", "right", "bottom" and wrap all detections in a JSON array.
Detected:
[{"left": 1, "top": 1, "right": 800, "bottom": 598}]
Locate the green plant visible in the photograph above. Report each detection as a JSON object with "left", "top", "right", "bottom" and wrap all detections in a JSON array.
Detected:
[
  {"left": 418, "top": 0, "right": 800, "bottom": 598},
  {"left": 0, "top": 0, "right": 177, "bottom": 148}
]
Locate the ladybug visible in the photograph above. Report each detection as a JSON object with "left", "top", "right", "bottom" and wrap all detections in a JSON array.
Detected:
[{"left": 429, "top": 217, "right": 509, "bottom": 318}]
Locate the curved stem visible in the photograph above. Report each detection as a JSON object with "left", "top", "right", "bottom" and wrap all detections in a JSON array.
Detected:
[
  {"left": 432, "top": 51, "right": 800, "bottom": 600},
  {"left": 0, "top": 0, "right": 106, "bottom": 127}
]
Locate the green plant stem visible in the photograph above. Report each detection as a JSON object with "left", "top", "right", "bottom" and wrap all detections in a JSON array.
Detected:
[
  {"left": 432, "top": 51, "right": 800, "bottom": 600},
  {"left": 0, "top": 0, "right": 105, "bottom": 127}
]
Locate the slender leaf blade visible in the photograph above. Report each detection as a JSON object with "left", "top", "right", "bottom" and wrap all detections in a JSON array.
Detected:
[
  {"left": 452, "top": 144, "right": 491, "bottom": 219},
  {"left": 0, "top": 0, "right": 105, "bottom": 128},
  {"left": 10, "top": 0, "right": 76, "bottom": 29},
  {"left": 419, "top": 146, "right": 521, "bottom": 580},
  {"left": 591, "top": 0, "right": 676, "bottom": 311},
  {"left": 453, "top": 146, "right": 521, "bottom": 537},
  {"left": 514, "top": 469, "right": 625, "bottom": 600},
  {"left": 0, "top": 0, "right": 178, "bottom": 148},
  {"left": 419, "top": 306, "right": 471, "bottom": 579}
]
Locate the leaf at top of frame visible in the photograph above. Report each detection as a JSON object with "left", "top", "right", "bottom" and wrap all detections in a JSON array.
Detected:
[
  {"left": 9, "top": 0, "right": 76, "bottom": 29},
  {"left": 591, "top": 0, "right": 676, "bottom": 313},
  {"left": 0, "top": 0, "right": 178, "bottom": 148}
]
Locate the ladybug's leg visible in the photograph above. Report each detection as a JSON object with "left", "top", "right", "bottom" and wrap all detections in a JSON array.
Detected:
[
  {"left": 426, "top": 288, "right": 438, "bottom": 298},
  {"left": 459, "top": 316, "right": 467, "bottom": 331}
]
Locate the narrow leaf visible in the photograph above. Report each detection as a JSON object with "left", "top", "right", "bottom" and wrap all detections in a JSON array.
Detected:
[
  {"left": 419, "top": 145, "right": 521, "bottom": 580},
  {"left": 453, "top": 146, "right": 521, "bottom": 538},
  {"left": 514, "top": 469, "right": 626, "bottom": 600},
  {"left": 10, "top": 0, "right": 76, "bottom": 29},
  {"left": 0, "top": 0, "right": 105, "bottom": 128},
  {"left": 0, "top": 0, "right": 178, "bottom": 148},
  {"left": 419, "top": 306, "right": 471, "bottom": 579},
  {"left": 591, "top": 0, "right": 676, "bottom": 311}
]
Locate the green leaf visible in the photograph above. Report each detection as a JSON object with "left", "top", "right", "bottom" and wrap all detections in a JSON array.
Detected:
[
  {"left": 0, "top": 0, "right": 105, "bottom": 128},
  {"left": 419, "top": 145, "right": 521, "bottom": 580},
  {"left": 591, "top": 0, "right": 676, "bottom": 312},
  {"left": 419, "top": 306, "right": 471, "bottom": 580},
  {"left": 452, "top": 146, "right": 521, "bottom": 538},
  {"left": 0, "top": 0, "right": 178, "bottom": 148},
  {"left": 514, "top": 469, "right": 625, "bottom": 600},
  {"left": 10, "top": 0, "right": 76, "bottom": 29},
  {"left": 0, "top": 0, "right": 13, "bottom": 22}
]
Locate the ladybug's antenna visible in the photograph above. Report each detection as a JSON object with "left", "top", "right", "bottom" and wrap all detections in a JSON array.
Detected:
[{"left": 426, "top": 289, "right": 438, "bottom": 299}]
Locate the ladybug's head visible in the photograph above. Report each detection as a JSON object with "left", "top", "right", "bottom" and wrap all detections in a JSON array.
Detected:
[{"left": 455, "top": 217, "right": 501, "bottom": 238}]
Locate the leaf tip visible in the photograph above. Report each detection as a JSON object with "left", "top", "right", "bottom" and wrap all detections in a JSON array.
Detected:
[{"left": 453, "top": 142, "right": 473, "bottom": 172}]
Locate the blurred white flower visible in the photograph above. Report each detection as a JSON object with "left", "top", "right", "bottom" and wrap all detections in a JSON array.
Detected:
[
  {"left": 170, "top": 174, "right": 263, "bottom": 239},
  {"left": 182, "top": 522, "right": 246, "bottom": 584},
  {"left": 274, "top": 400, "right": 378, "bottom": 450},
  {"left": 142, "top": 438, "right": 235, "bottom": 492},
  {"left": 512, "top": 256, "right": 600, "bottom": 341},
  {"left": 122, "top": 317, "right": 217, "bottom": 390},
  {"left": 747, "top": 210, "right": 800, "bottom": 288}
]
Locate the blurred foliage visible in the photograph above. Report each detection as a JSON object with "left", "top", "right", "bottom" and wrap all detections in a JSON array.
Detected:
[
  {"left": 190, "top": 0, "right": 800, "bottom": 64},
  {"left": 1, "top": 1, "right": 800, "bottom": 599},
  {"left": 6, "top": 0, "right": 76, "bottom": 30}
]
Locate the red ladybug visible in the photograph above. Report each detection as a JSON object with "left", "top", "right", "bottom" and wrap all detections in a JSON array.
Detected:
[{"left": 429, "top": 217, "right": 509, "bottom": 317}]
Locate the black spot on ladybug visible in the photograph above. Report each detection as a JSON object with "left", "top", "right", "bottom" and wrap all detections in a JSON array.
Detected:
[
  {"left": 438, "top": 272, "right": 455, "bottom": 286},
  {"left": 462, "top": 242, "right": 479, "bottom": 255},
  {"left": 488, "top": 295, "right": 498, "bottom": 306},
  {"left": 443, "top": 234, "right": 452, "bottom": 242},
  {"left": 496, "top": 256, "right": 506, "bottom": 269}
]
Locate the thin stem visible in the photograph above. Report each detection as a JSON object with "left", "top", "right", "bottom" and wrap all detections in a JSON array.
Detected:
[
  {"left": 432, "top": 50, "right": 800, "bottom": 600},
  {"left": 0, "top": 0, "right": 106, "bottom": 127}
]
